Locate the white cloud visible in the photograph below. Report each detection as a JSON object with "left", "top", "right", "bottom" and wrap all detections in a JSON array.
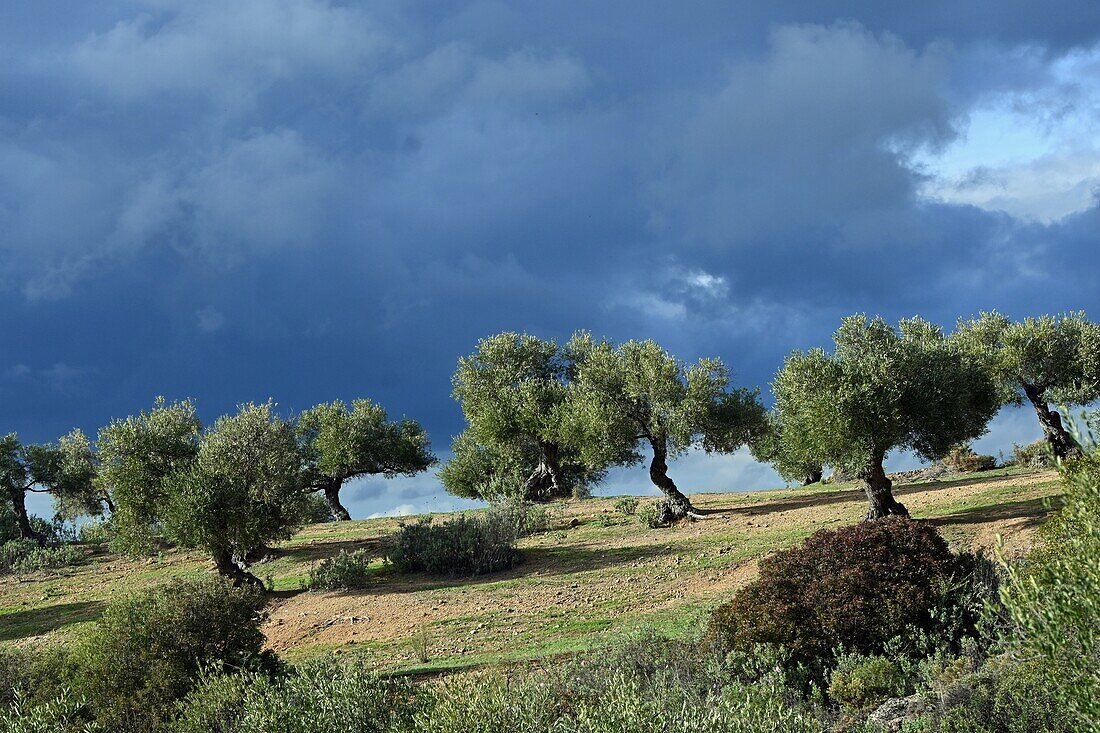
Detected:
[{"left": 917, "top": 43, "right": 1100, "bottom": 221}]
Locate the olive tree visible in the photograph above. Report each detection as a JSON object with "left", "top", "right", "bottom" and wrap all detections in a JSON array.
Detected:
[
  {"left": 297, "top": 399, "right": 435, "bottom": 521},
  {"left": 954, "top": 311, "right": 1100, "bottom": 460},
  {"left": 163, "top": 401, "right": 306, "bottom": 585},
  {"left": 97, "top": 398, "right": 202, "bottom": 553},
  {"left": 749, "top": 411, "right": 824, "bottom": 486},
  {"left": 447, "top": 332, "right": 610, "bottom": 501},
  {"left": 561, "top": 333, "right": 766, "bottom": 523},
  {"left": 0, "top": 430, "right": 102, "bottom": 544},
  {"left": 773, "top": 315, "right": 999, "bottom": 520}
]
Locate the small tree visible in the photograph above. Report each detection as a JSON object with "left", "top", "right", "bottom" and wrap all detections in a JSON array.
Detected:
[
  {"left": 561, "top": 333, "right": 765, "bottom": 523},
  {"left": 0, "top": 430, "right": 102, "bottom": 544},
  {"left": 448, "top": 333, "right": 609, "bottom": 501},
  {"left": 164, "top": 402, "right": 306, "bottom": 585},
  {"left": 954, "top": 311, "right": 1100, "bottom": 460},
  {"left": 97, "top": 397, "right": 202, "bottom": 553},
  {"left": 439, "top": 429, "right": 602, "bottom": 502},
  {"left": 749, "top": 411, "right": 824, "bottom": 486},
  {"left": 773, "top": 315, "right": 999, "bottom": 520},
  {"left": 297, "top": 399, "right": 435, "bottom": 521}
]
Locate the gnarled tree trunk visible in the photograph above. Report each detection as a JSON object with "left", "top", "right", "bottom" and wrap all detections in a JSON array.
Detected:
[
  {"left": 1023, "top": 384, "right": 1080, "bottom": 461},
  {"left": 7, "top": 485, "right": 44, "bottom": 545},
  {"left": 802, "top": 467, "right": 823, "bottom": 486},
  {"left": 323, "top": 480, "right": 352, "bottom": 521},
  {"left": 649, "top": 438, "right": 695, "bottom": 524},
  {"left": 860, "top": 458, "right": 909, "bottom": 521},
  {"left": 524, "top": 441, "right": 570, "bottom": 501},
  {"left": 213, "top": 548, "right": 264, "bottom": 588}
]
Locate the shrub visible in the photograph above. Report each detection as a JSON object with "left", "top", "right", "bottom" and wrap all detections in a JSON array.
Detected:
[
  {"left": 1011, "top": 439, "right": 1052, "bottom": 469},
  {"left": 299, "top": 493, "right": 337, "bottom": 524},
  {"left": 306, "top": 549, "right": 374, "bottom": 591},
  {"left": 943, "top": 445, "right": 996, "bottom": 473},
  {"left": 828, "top": 653, "right": 909, "bottom": 712},
  {"left": 708, "top": 518, "right": 971, "bottom": 673},
  {"left": 72, "top": 577, "right": 274, "bottom": 731},
  {"left": 935, "top": 658, "right": 1072, "bottom": 733},
  {"left": 77, "top": 519, "right": 115, "bottom": 545},
  {"left": 173, "top": 662, "right": 416, "bottom": 733},
  {"left": 387, "top": 511, "right": 519, "bottom": 576},
  {"left": 995, "top": 412, "right": 1100, "bottom": 728},
  {"left": 0, "top": 691, "right": 102, "bottom": 733},
  {"left": 613, "top": 497, "right": 639, "bottom": 515},
  {"left": 0, "top": 540, "right": 84, "bottom": 575},
  {"left": 488, "top": 498, "right": 551, "bottom": 538},
  {"left": 637, "top": 503, "right": 662, "bottom": 528}
]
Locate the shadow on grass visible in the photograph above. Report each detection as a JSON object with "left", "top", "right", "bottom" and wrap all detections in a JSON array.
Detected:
[
  {"left": 925, "top": 496, "right": 1060, "bottom": 529},
  {"left": 276, "top": 537, "right": 389, "bottom": 564},
  {"left": 0, "top": 600, "right": 105, "bottom": 642},
  {"left": 291, "top": 542, "right": 683, "bottom": 599},
  {"left": 698, "top": 470, "right": 1053, "bottom": 519}
]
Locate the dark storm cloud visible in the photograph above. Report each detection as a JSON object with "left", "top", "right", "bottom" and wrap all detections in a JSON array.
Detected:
[{"left": 3, "top": 1, "right": 1100, "bottom": 516}]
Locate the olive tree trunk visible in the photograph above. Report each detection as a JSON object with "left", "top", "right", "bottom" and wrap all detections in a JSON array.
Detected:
[
  {"left": 649, "top": 438, "right": 695, "bottom": 523},
  {"left": 323, "top": 480, "right": 352, "bottom": 522},
  {"left": 213, "top": 548, "right": 264, "bottom": 588},
  {"left": 859, "top": 458, "right": 909, "bottom": 521},
  {"left": 802, "top": 467, "right": 823, "bottom": 486},
  {"left": 523, "top": 441, "right": 569, "bottom": 501},
  {"left": 6, "top": 485, "right": 44, "bottom": 545},
  {"left": 1023, "top": 384, "right": 1080, "bottom": 460}
]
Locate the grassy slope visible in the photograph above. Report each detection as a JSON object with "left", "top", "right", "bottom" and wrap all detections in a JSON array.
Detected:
[{"left": 0, "top": 468, "right": 1062, "bottom": 675}]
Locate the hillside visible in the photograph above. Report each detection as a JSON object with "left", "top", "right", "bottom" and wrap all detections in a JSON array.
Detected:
[{"left": 0, "top": 468, "right": 1062, "bottom": 675}]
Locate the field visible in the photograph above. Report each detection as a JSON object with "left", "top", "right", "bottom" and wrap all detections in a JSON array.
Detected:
[{"left": 0, "top": 468, "right": 1062, "bottom": 676}]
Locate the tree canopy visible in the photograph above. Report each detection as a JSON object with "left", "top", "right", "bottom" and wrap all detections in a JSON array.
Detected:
[
  {"left": 163, "top": 401, "right": 306, "bottom": 585},
  {"left": 0, "top": 430, "right": 103, "bottom": 544},
  {"left": 748, "top": 411, "right": 823, "bottom": 486},
  {"left": 561, "top": 333, "right": 765, "bottom": 523},
  {"left": 447, "top": 332, "right": 607, "bottom": 501},
  {"left": 954, "top": 311, "right": 1100, "bottom": 459},
  {"left": 97, "top": 397, "right": 202, "bottom": 554},
  {"left": 297, "top": 399, "right": 435, "bottom": 520},
  {"left": 773, "top": 315, "right": 999, "bottom": 519}
]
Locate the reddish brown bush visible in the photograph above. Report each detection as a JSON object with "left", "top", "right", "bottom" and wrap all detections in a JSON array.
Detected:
[{"left": 709, "top": 518, "right": 969, "bottom": 668}]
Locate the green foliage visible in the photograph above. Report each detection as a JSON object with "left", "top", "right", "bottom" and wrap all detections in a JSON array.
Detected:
[
  {"left": 709, "top": 518, "right": 973, "bottom": 673},
  {"left": 563, "top": 333, "right": 765, "bottom": 469},
  {"left": 172, "top": 662, "right": 416, "bottom": 733},
  {"left": 445, "top": 333, "right": 601, "bottom": 502},
  {"left": 298, "top": 493, "right": 337, "bottom": 524},
  {"left": 1011, "top": 439, "right": 1051, "bottom": 469},
  {"left": 943, "top": 444, "right": 997, "bottom": 473},
  {"left": 613, "top": 496, "right": 639, "bottom": 515},
  {"left": 954, "top": 311, "right": 1100, "bottom": 408},
  {"left": 636, "top": 503, "right": 662, "bottom": 528},
  {"left": 828, "top": 653, "right": 909, "bottom": 712},
  {"left": 749, "top": 410, "right": 824, "bottom": 485},
  {"left": 0, "top": 431, "right": 104, "bottom": 543},
  {"left": 162, "top": 401, "right": 307, "bottom": 581},
  {"left": 772, "top": 315, "right": 1000, "bottom": 479},
  {"left": 935, "top": 658, "right": 1073, "bottom": 733},
  {"left": 306, "top": 549, "right": 375, "bottom": 591},
  {"left": 995, "top": 412, "right": 1100, "bottom": 729},
  {"left": 72, "top": 577, "right": 272, "bottom": 732},
  {"left": 97, "top": 398, "right": 202, "bottom": 554},
  {"left": 387, "top": 510, "right": 519, "bottom": 576},
  {"left": 0, "top": 691, "right": 101, "bottom": 733},
  {"left": 297, "top": 399, "right": 434, "bottom": 515},
  {"left": 0, "top": 539, "right": 83, "bottom": 574}
]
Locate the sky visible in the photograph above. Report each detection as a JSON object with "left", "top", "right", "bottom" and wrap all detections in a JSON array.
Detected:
[{"left": 3, "top": 1, "right": 1100, "bottom": 519}]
